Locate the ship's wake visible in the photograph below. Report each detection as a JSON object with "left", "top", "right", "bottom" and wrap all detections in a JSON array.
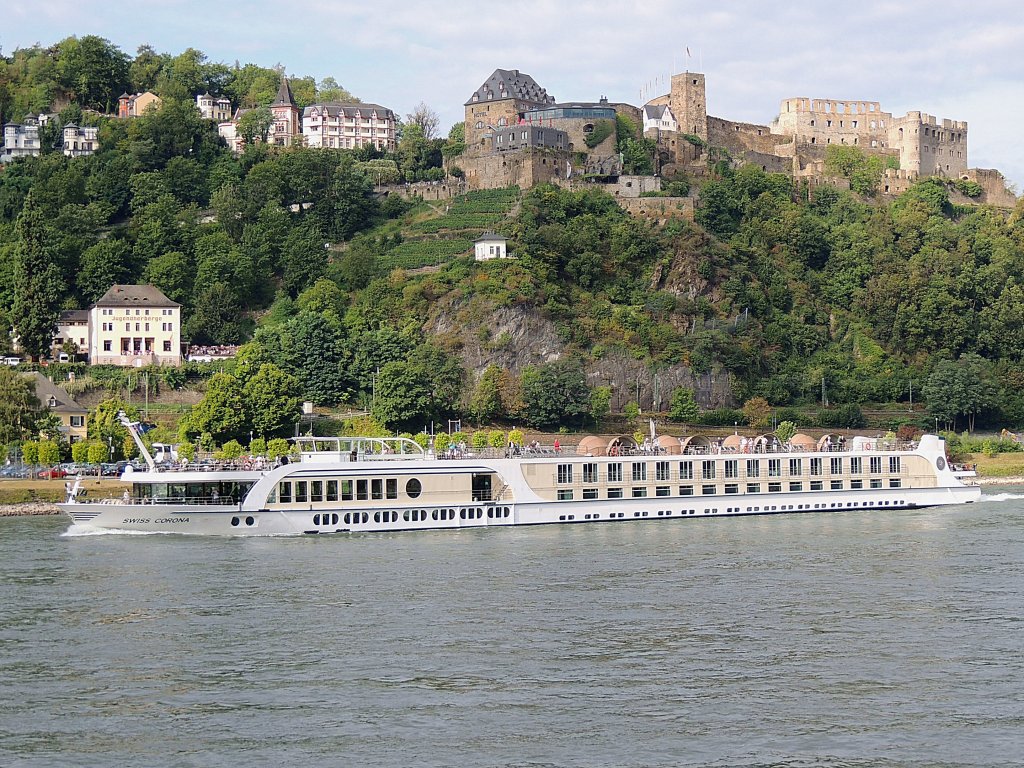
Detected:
[
  {"left": 61, "top": 525, "right": 171, "bottom": 537},
  {"left": 980, "top": 492, "right": 1024, "bottom": 503}
]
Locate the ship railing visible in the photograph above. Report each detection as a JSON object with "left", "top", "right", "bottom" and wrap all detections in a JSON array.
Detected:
[
  {"left": 440, "top": 446, "right": 580, "bottom": 459},
  {"left": 113, "top": 495, "right": 240, "bottom": 505}
]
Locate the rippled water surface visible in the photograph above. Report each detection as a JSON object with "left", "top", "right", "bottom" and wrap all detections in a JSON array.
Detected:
[{"left": 2, "top": 494, "right": 1024, "bottom": 767}]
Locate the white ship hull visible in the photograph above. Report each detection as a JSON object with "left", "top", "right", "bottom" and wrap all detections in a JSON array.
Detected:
[{"left": 61, "top": 477, "right": 979, "bottom": 537}]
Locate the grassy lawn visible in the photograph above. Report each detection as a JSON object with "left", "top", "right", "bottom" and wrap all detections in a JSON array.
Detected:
[
  {"left": 967, "top": 453, "right": 1024, "bottom": 478},
  {"left": 0, "top": 477, "right": 123, "bottom": 504}
]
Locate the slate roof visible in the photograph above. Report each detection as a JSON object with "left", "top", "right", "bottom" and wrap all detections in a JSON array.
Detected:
[
  {"left": 59, "top": 309, "right": 89, "bottom": 323},
  {"left": 24, "top": 372, "right": 87, "bottom": 415},
  {"left": 94, "top": 284, "right": 179, "bottom": 308},
  {"left": 302, "top": 103, "right": 395, "bottom": 120},
  {"left": 272, "top": 77, "right": 297, "bottom": 108},
  {"left": 644, "top": 104, "right": 671, "bottom": 121},
  {"left": 465, "top": 69, "right": 555, "bottom": 107}
]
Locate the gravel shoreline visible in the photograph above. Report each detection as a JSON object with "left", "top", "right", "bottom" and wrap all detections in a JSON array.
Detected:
[{"left": 0, "top": 502, "right": 61, "bottom": 517}]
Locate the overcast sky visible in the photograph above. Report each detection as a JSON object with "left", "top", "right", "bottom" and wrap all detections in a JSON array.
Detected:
[{"left": 6, "top": 0, "right": 1024, "bottom": 191}]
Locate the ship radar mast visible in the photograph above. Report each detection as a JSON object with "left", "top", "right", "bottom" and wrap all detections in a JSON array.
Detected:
[{"left": 118, "top": 411, "right": 156, "bottom": 471}]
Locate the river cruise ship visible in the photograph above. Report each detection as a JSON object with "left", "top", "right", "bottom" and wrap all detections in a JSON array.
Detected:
[{"left": 59, "top": 417, "right": 980, "bottom": 536}]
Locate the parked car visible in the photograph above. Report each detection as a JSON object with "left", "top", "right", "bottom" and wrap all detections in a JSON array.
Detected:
[
  {"left": 38, "top": 466, "right": 67, "bottom": 479},
  {"left": 0, "top": 465, "right": 30, "bottom": 479}
]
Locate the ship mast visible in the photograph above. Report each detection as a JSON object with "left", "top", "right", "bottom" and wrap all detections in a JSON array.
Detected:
[{"left": 118, "top": 411, "right": 157, "bottom": 471}]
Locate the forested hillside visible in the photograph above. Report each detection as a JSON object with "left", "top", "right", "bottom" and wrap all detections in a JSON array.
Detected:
[{"left": 3, "top": 37, "right": 1024, "bottom": 449}]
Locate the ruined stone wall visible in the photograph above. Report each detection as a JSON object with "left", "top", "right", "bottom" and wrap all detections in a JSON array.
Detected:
[
  {"left": 386, "top": 181, "right": 466, "bottom": 202},
  {"left": 960, "top": 168, "right": 1017, "bottom": 208},
  {"left": 616, "top": 195, "right": 694, "bottom": 222},
  {"left": 888, "top": 112, "right": 968, "bottom": 177},
  {"left": 773, "top": 97, "right": 892, "bottom": 151},
  {"left": 708, "top": 116, "right": 793, "bottom": 156}
]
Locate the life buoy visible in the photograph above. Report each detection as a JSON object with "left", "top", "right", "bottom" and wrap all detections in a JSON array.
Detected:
[{"left": 608, "top": 446, "right": 619, "bottom": 457}]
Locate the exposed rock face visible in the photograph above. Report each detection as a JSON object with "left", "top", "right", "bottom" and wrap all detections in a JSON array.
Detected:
[{"left": 427, "top": 299, "right": 566, "bottom": 374}]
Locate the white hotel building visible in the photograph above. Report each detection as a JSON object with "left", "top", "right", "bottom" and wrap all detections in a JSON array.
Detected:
[
  {"left": 301, "top": 103, "right": 397, "bottom": 151},
  {"left": 55, "top": 285, "right": 182, "bottom": 366}
]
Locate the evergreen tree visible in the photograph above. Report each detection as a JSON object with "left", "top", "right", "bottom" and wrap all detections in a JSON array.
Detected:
[{"left": 12, "top": 192, "right": 63, "bottom": 360}]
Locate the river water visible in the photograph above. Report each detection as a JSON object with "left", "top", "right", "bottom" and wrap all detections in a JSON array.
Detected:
[{"left": 2, "top": 493, "right": 1023, "bottom": 768}]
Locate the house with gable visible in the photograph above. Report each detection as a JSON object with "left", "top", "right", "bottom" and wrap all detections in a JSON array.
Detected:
[{"left": 25, "top": 372, "right": 88, "bottom": 443}]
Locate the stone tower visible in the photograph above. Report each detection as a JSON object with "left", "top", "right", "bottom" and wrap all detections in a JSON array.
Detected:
[{"left": 670, "top": 72, "right": 707, "bottom": 141}]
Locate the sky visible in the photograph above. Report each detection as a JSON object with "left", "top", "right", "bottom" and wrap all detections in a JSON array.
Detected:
[{"left": 5, "top": 0, "right": 1024, "bottom": 192}]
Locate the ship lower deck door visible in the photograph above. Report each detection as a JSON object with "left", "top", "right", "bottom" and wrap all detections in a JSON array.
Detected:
[{"left": 472, "top": 473, "right": 492, "bottom": 502}]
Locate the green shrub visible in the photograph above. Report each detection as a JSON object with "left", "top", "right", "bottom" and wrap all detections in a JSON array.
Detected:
[
  {"left": 699, "top": 408, "right": 745, "bottom": 427},
  {"left": 584, "top": 120, "right": 615, "bottom": 149}
]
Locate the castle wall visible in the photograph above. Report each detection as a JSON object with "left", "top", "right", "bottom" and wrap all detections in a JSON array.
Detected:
[
  {"left": 772, "top": 97, "right": 892, "bottom": 151},
  {"left": 708, "top": 116, "right": 794, "bottom": 157},
  {"left": 616, "top": 196, "right": 694, "bottom": 222},
  {"left": 462, "top": 148, "right": 569, "bottom": 190},
  {"left": 670, "top": 72, "right": 707, "bottom": 140},
  {"left": 888, "top": 112, "right": 968, "bottom": 177}
]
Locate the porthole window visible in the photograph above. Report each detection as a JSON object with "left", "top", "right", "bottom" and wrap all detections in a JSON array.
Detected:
[{"left": 406, "top": 478, "right": 422, "bottom": 499}]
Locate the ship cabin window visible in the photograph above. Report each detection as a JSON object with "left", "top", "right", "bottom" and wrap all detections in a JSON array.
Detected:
[
  {"left": 295, "top": 481, "right": 308, "bottom": 503},
  {"left": 557, "top": 464, "right": 573, "bottom": 484},
  {"left": 583, "top": 488, "right": 599, "bottom": 499},
  {"left": 725, "top": 484, "right": 739, "bottom": 494},
  {"left": 746, "top": 483, "right": 760, "bottom": 494},
  {"left": 851, "top": 479, "right": 863, "bottom": 489},
  {"left": 311, "top": 481, "right": 323, "bottom": 502},
  {"left": 406, "top": 478, "right": 422, "bottom": 499},
  {"left": 387, "top": 478, "right": 398, "bottom": 499},
  {"left": 607, "top": 487, "right": 623, "bottom": 499},
  {"left": 632, "top": 487, "right": 647, "bottom": 498},
  {"left": 327, "top": 480, "right": 338, "bottom": 502},
  {"left": 608, "top": 463, "right": 623, "bottom": 482},
  {"left": 768, "top": 459, "right": 781, "bottom": 477},
  {"left": 371, "top": 479, "right": 384, "bottom": 500},
  {"left": 680, "top": 485, "right": 694, "bottom": 496},
  {"left": 279, "top": 482, "right": 292, "bottom": 503},
  {"left": 702, "top": 484, "right": 717, "bottom": 495},
  {"left": 810, "top": 458, "right": 822, "bottom": 476},
  {"left": 830, "top": 457, "right": 843, "bottom": 474},
  {"left": 831, "top": 480, "right": 844, "bottom": 490},
  {"left": 870, "top": 478, "right": 883, "bottom": 489},
  {"left": 870, "top": 457, "right": 883, "bottom": 474},
  {"left": 702, "top": 461, "right": 716, "bottom": 480},
  {"left": 656, "top": 461, "right": 670, "bottom": 481},
  {"left": 789, "top": 459, "right": 802, "bottom": 476},
  {"left": 632, "top": 462, "right": 646, "bottom": 482},
  {"left": 789, "top": 481, "right": 804, "bottom": 492},
  {"left": 679, "top": 461, "right": 693, "bottom": 480},
  {"left": 768, "top": 482, "right": 782, "bottom": 493},
  {"left": 356, "top": 479, "right": 368, "bottom": 500},
  {"left": 582, "top": 463, "right": 598, "bottom": 483},
  {"left": 341, "top": 480, "right": 354, "bottom": 500},
  {"left": 889, "top": 479, "right": 902, "bottom": 488},
  {"left": 810, "top": 481, "right": 823, "bottom": 491},
  {"left": 724, "top": 460, "right": 738, "bottom": 479},
  {"left": 889, "top": 457, "right": 901, "bottom": 473},
  {"left": 656, "top": 486, "right": 670, "bottom": 497},
  {"left": 747, "top": 460, "right": 760, "bottom": 478},
  {"left": 558, "top": 489, "right": 574, "bottom": 500},
  {"left": 851, "top": 457, "right": 863, "bottom": 474}
]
